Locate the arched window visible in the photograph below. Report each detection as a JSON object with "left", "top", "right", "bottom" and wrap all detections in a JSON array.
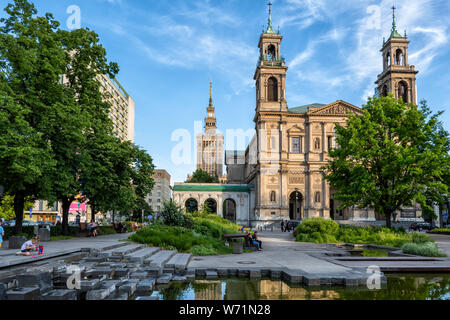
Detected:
[
  {"left": 386, "top": 52, "right": 391, "bottom": 67},
  {"left": 268, "top": 77, "right": 278, "bottom": 102},
  {"left": 398, "top": 81, "right": 408, "bottom": 103},
  {"left": 270, "top": 191, "right": 276, "bottom": 202},
  {"left": 395, "top": 49, "right": 403, "bottom": 65},
  {"left": 382, "top": 84, "right": 388, "bottom": 97},
  {"left": 267, "top": 44, "right": 276, "bottom": 61},
  {"left": 315, "top": 192, "right": 321, "bottom": 203}
]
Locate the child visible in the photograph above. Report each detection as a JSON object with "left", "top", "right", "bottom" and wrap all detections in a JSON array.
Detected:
[
  {"left": 0, "top": 221, "right": 4, "bottom": 249},
  {"left": 17, "top": 236, "right": 40, "bottom": 256}
]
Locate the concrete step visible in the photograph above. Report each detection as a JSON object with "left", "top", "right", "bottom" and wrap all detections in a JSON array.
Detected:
[
  {"left": 81, "top": 241, "right": 130, "bottom": 254},
  {"left": 124, "top": 247, "right": 160, "bottom": 263},
  {"left": 165, "top": 253, "right": 192, "bottom": 273},
  {"left": 111, "top": 244, "right": 146, "bottom": 257},
  {"left": 97, "top": 242, "right": 137, "bottom": 258},
  {"left": 144, "top": 250, "right": 176, "bottom": 268}
]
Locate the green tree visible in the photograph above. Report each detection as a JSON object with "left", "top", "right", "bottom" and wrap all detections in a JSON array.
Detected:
[
  {"left": 187, "top": 169, "right": 218, "bottom": 183},
  {"left": 0, "top": 195, "right": 34, "bottom": 220},
  {"left": 0, "top": 0, "right": 61, "bottom": 234},
  {"left": 46, "top": 25, "right": 119, "bottom": 235},
  {"left": 323, "top": 96, "right": 450, "bottom": 228}
]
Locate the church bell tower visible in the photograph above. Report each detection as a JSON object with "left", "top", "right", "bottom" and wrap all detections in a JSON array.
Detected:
[
  {"left": 376, "top": 6, "right": 419, "bottom": 105},
  {"left": 254, "top": 1, "right": 288, "bottom": 113}
]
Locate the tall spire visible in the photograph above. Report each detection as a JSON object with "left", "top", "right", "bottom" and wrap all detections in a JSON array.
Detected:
[
  {"left": 390, "top": 5, "right": 403, "bottom": 38},
  {"left": 266, "top": 1, "right": 275, "bottom": 34},
  {"left": 209, "top": 81, "right": 213, "bottom": 107}
]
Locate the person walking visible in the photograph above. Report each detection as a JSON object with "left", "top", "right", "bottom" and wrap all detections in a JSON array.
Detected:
[{"left": 281, "top": 220, "right": 285, "bottom": 232}]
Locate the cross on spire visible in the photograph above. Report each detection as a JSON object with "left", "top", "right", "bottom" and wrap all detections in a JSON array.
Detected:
[
  {"left": 390, "top": 4, "right": 402, "bottom": 38},
  {"left": 266, "top": 1, "right": 275, "bottom": 33}
]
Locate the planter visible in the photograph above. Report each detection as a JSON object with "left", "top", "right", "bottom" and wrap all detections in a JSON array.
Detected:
[{"left": 8, "top": 236, "right": 27, "bottom": 250}]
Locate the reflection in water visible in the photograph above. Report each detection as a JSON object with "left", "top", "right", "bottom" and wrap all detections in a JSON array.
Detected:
[{"left": 152, "top": 275, "right": 450, "bottom": 301}]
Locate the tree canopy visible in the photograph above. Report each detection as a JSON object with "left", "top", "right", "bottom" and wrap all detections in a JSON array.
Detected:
[
  {"left": 324, "top": 95, "right": 450, "bottom": 228},
  {"left": 187, "top": 169, "right": 219, "bottom": 183},
  {"left": 0, "top": 0, "right": 154, "bottom": 234}
]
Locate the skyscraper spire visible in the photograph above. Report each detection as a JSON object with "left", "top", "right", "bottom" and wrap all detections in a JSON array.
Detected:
[{"left": 209, "top": 81, "right": 213, "bottom": 107}]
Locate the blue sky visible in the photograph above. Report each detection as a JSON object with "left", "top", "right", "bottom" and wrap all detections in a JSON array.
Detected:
[{"left": 3, "top": 0, "right": 450, "bottom": 183}]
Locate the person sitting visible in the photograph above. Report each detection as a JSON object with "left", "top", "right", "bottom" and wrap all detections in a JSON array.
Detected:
[
  {"left": 251, "top": 231, "right": 263, "bottom": 251},
  {"left": 86, "top": 222, "right": 98, "bottom": 237},
  {"left": 17, "top": 236, "right": 40, "bottom": 256},
  {"left": 118, "top": 222, "right": 127, "bottom": 233}
]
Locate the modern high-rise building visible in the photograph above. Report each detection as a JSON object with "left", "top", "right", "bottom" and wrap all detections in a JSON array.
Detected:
[
  {"left": 196, "top": 82, "right": 224, "bottom": 179},
  {"left": 98, "top": 74, "right": 135, "bottom": 142},
  {"left": 146, "top": 170, "right": 172, "bottom": 214}
]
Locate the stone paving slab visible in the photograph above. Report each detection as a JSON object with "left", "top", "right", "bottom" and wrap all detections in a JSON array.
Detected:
[
  {"left": 165, "top": 253, "right": 192, "bottom": 272},
  {"left": 0, "top": 233, "right": 132, "bottom": 269},
  {"left": 144, "top": 250, "right": 176, "bottom": 268},
  {"left": 124, "top": 247, "right": 160, "bottom": 263},
  {"left": 111, "top": 244, "right": 146, "bottom": 257}
]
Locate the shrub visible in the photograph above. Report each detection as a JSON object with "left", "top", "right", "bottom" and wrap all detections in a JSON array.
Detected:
[
  {"left": 97, "top": 226, "right": 116, "bottom": 236},
  {"left": 412, "top": 233, "right": 433, "bottom": 244},
  {"left": 297, "top": 218, "right": 339, "bottom": 237},
  {"left": 129, "top": 214, "right": 241, "bottom": 255},
  {"left": 295, "top": 220, "right": 413, "bottom": 247},
  {"left": 50, "top": 226, "right": 79, "bottom": 237},
  {"left": 160, "top": 201, "right": 194, "bottom": 229},
  {"left": 431, "top": 228, "right": 450, "bottom": 234},
  {"left": 3, "top": 226, "right": 36, "bottom": 239},
  {"left": 401, "top": 242, "right": 447, "bottom": 257}
]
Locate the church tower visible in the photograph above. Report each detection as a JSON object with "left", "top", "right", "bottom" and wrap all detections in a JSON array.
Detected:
[
  {"left": 376, "top": 6, "right": 419, "bottom": 105},
  {"left": 254, "top": 1, "right": 288, "bottom": 113}
]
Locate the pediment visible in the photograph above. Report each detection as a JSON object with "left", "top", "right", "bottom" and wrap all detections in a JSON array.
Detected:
[
  {"left": 287, "top": 125, "right": 304, "bottom": 134},
  {"left": 308, "top": 100, "right": 362, "bottom": 116}
]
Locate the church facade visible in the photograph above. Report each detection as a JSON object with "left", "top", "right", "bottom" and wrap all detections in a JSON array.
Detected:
[
  {"left": 227, "top": 6, "right": 422, "bottom": 226},
  {"left": 175, "top": 5, "right": 423, "bottom": 227}
]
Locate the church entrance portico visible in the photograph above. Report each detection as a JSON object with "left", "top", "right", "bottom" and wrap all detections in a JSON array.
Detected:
[
  {"left": 289, "top": 190, "right": 303, "bottom": 220},
  {"left": 173, "top": 184, "right": 253, "bottom": 227}
]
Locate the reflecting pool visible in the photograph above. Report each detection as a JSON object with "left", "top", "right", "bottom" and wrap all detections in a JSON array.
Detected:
[{"left": 147, "top": 274, "right": 450, "bottom": 300}]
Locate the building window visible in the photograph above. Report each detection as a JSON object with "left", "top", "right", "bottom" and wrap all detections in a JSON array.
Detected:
[
  {"left": 270, "top": 191, "right": 276, "bottom": 202},
  {"left": 314, "top": 138, "right": 321, "bottom": 150},
  {"left": 267, "top": 77, "right": 278, "bottom": 102},
  {"left": 157, "top": 199, "right": 161, "bottom": 203},
  {"left": 292, "top": 137, "right": 301, "bottom": 154},
  {"left": 328, "top": 136, "right": 333, "bottom": 151},
  {"left": 315, "top": 192, "right": 321, "bottom": 203},
  {"left": 157, "top": 206, "right": 161, "bottom": 211}
]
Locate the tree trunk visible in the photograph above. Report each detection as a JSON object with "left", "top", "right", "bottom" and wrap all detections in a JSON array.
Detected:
[
  {"left": 385, "top": 212, "right": 392, "bottom": 229},
  {"left": 91, "top": 205, "right": 96, "bottom": 223},
  {"left": 13, "top": 191, "right": 25, "bottom": 235},
  {"left": 112, "top": 210, "right": 115, "bottom": 224},
  {"left": 61, "top": 198, "right": 71, "bottom": 236}
]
